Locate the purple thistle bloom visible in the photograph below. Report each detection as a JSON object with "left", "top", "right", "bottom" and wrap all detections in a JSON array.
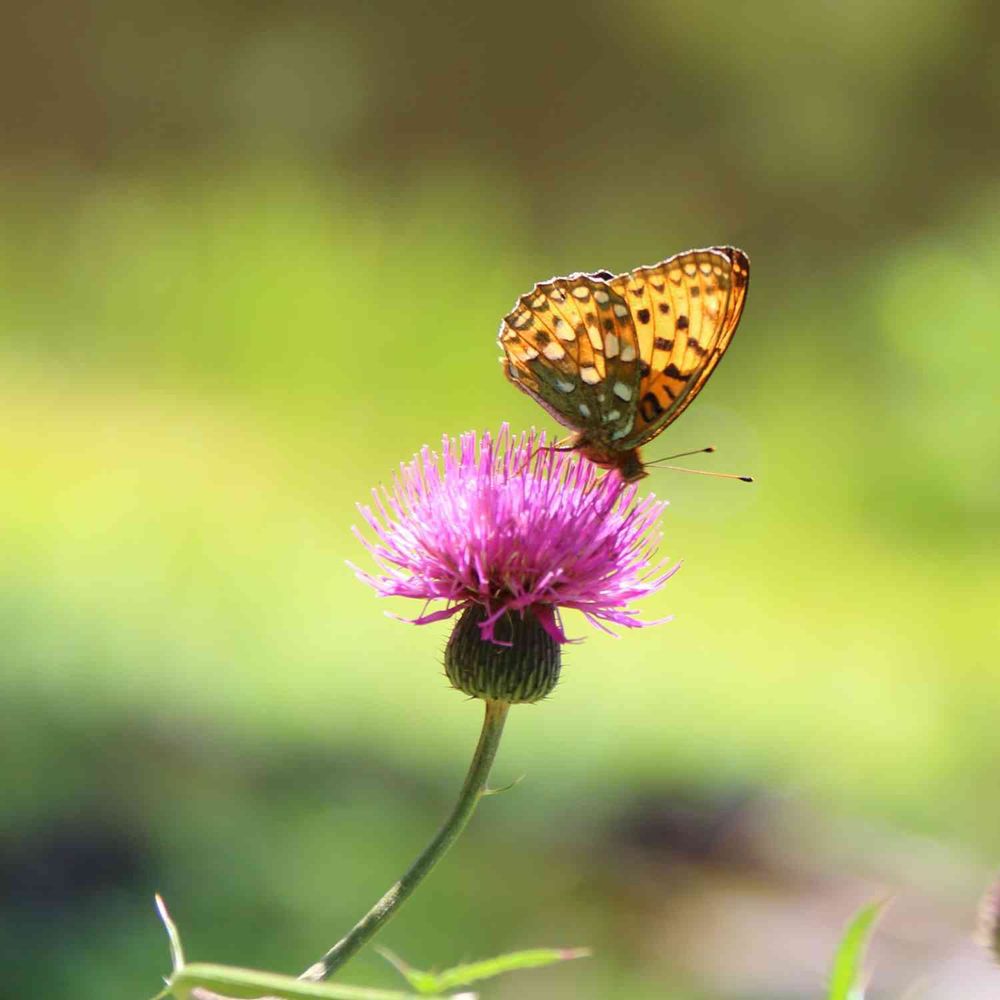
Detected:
[{"left": 352, "top": 425, "right": 678, "bottom": 645}]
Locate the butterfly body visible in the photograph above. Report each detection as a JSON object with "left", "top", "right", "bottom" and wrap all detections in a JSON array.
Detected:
[{"left": 499, "top": 246, "right": 750, "bottom": 481}]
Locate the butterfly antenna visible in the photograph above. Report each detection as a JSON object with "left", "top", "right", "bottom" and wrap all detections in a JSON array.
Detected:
[
  {"left": 646, "top": 445, "right": 752, "bottom": 482},
  {"left": 655, "top": 445, "right": 717, "bottom": 461},
  {"left": 656, "top": 464, "right": 753, "bottom": 483}
]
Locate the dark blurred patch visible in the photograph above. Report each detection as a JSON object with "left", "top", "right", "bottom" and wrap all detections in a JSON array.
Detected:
[
  {"left": 0, "top": 812, "right": 151, "bottom": 919},
  {"left": 605, "top": 787, "right": 765, "bottom": 872}
]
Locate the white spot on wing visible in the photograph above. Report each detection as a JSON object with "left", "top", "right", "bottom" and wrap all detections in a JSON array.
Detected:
[
  {"left": 572, "top": 286, "right": 589, "bottom": 299},
  {"left": 613, "top": 381, "right": 632, "bottom": 401},
  {"left": 604, "top": 409, "right": 621, "bottom": 422},
  {"left": 556, "top": 377, "right": 575, "bottom": 393},
  {"left": 579, "top": 403, "right": 591, "bottom": 417},
  {"left": 580, "top": 366, "right": 601, "bottom": 385},
  {"left": 543, "top": 341, "right": 566, "bottom": 361},
  {"left": 611, "top": 414, "right": 635, "bottom": 440},
  {"left": 593, "top": 289, "right": 610, "bottom": 304},
  {"left": 604, "top": 333, "right": 620, "bottom": 358},
  {"left": 553, "top": 316, "right": 575, "bottom": 341},
  {"left": 613, "top": 303, "right": 628, "bottom": 318},
  {"left": 620, "top": 343, "right": 636, "bottom": 362}
]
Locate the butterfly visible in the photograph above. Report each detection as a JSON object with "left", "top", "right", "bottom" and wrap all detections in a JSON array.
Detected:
[{"left": 498, "top": 246, "right": 749, "bottom": 482}]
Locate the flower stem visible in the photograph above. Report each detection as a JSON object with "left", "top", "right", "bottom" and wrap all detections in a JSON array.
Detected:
[{"left": 299, "top": 698, "right": 511, "bottom": 983}]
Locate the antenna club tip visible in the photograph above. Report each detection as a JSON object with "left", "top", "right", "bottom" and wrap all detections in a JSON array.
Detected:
[
  {"left": 740, "top": 476, "right": 754, "bottom": 483},
  {"left": 705, "top": 445, "right": 716, "bottom": 453}
]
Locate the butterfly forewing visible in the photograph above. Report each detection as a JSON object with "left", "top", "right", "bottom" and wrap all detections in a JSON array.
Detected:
[
  {"left": 607, "top": 246, "right": 749, "bottom": 449},
  {"left": 500, "top": 246, "right": 749, "bottom": 475}
]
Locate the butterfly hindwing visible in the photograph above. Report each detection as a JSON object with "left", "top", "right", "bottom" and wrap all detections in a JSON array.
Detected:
[{"left": 499, "top": 270, "right": 643, "bottom": 444}]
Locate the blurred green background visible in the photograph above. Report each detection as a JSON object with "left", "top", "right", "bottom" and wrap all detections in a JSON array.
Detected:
[{"left": 2, "top": 3, "right": 999, "bottom": 998}]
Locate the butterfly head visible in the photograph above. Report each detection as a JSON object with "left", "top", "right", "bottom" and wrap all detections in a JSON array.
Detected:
[{"left": 575, "top": 437, "right": 647, "bottom": 483}]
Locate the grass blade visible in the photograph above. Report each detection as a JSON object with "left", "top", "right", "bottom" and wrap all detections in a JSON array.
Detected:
[
  {"left": 172, "top": 963, "right": 426, "bottom": 1000},
  {"left": 828, "top": 900, "right": 887, "bottom": 1000},
  {"left": 155, "top": 895, "right": 186, "bottom": 973},
  {"left": 380, "top": 946, "right": 589, "bottom": 994},
  {"left": 432, "top": 948, "right": 589, "bottom": 991}
]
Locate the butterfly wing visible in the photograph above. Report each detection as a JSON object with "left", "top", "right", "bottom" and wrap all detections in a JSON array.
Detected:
[
  {"left": 499, "top": 269, "right": 643, "bottom": 446},
  {"left": 499, "top": 246, "right": 749, "bottom": 458},
  {"left": 606, "top": 246, "right": 749, "bottom": 449}
]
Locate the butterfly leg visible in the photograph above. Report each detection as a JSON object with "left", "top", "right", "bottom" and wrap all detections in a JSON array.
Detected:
[
  {"left": 549, "top": 436, "right": 579, "bottom": 453},
  {"left": 510, "top": 435, "right": 579, "bottom": 477}
]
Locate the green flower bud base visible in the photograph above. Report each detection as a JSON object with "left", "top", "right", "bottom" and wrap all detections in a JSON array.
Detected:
[{"left": 445, "top": 605, "right": 562, "bottom": 703}]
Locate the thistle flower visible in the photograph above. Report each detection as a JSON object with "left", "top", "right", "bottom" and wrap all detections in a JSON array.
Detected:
[{"left": 353, "top": 425, "right": 677, "bottom": 701}]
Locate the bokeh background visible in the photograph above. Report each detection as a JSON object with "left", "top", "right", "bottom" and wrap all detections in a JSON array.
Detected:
[{"left": 3, "top": 2, "right": 999, "bottom": 997}]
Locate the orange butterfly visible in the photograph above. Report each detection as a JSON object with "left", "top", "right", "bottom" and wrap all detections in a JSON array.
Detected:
[{"left": 499, "top": 246, "right": 749, "bottom": 482}]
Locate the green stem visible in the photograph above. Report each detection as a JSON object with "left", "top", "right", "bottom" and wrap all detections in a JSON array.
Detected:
[{"left": 299, "top": 698, "right": 511, "bottom": 983}]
